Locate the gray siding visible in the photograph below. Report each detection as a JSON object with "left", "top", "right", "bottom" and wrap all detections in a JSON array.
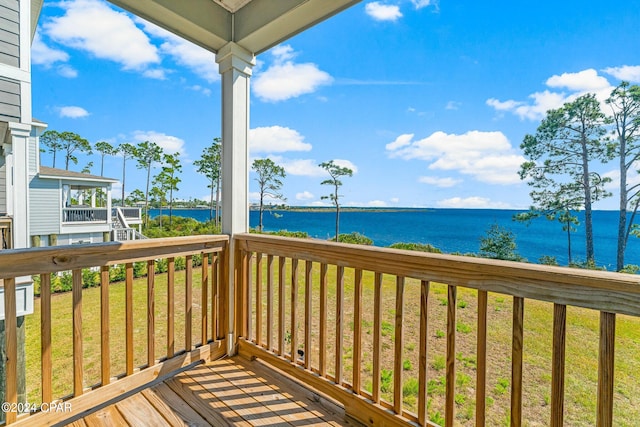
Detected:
[
  {"left": 0, "top": 154, "right": 5, "bottom": 213},
  {"left": 29, "top": 177, "right": 60, "bottom": 234},
  {"left": 28, "top": 136, "right": 36, "bottom": 174},
  {"left": 0, "top": 0, "right": 18, "bottom": 68},
  {"left": 0, "top": 77, "right": 19, "bottom": 122}
]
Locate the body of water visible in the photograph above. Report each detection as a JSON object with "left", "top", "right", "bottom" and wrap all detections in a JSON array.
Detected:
[{"left": 151, "top": 208, "right": 640, "bottom": 269}]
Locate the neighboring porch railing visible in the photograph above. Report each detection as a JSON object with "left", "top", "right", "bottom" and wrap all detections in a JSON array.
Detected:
[
  {"left": 112, "top": 227, "right": 148, "bottom": 241},
  {"left": 235, "top": 233, "right": 640, "bottom": 427},
  {"left": 0, "top": 235, "right": 228, "bottom": 425},
  {"left": 112, "top": 207, "right": 142, "bottom": 223},
  {"left": 0, "top": 217, "right": 11, "bottom": 249},
  {"left": 62, "top": 207, "right": 108, "bottom": 223}
]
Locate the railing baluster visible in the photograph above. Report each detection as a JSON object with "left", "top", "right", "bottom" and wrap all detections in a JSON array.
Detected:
[
  {"left": 597, "top": 311, "right": 616, "bottom": 427},
  {"left": 445, "top": 284, "right": 456, "bottom": 426},
  {"left": 279, "top": 256, "right": 286, "bottom": 356},
  {"left": 185, "top": 255, "right": 193, "bottom": 351},
  {"left": 220, "top": 243, "right": 229, "bottom": 339},
  {"left": 125, "top": 263, "right": 134, "bottom": 375},
  {"left": 335, "top": 265, "right": 344, "bottom": 385},
  {"left": 73, "top": 269, "right": 84, "bottom": 396},
  {"left": 4, "top": 277, "right": 17, "bottom": 424},
  {"left": 100, "top": 266, "right": 110, "bottom": 386},
  {"left": 290, "top": 258, "right": 299, "bottom": 362},
  {"left": 551, "top": 303, "right": 566, "bottom": 427},
  {"left": 211, "top": 254, "right": 218, "bottom": 340},
  {"left": 373, "top": 272, "right": 382, "bottom": 404},
  {"left": 41, "top": 273, "right": 53, "bottom": 402},
  {"left": 476, "top": 290, "right": 488, "bottom": 427},
  {"left": 201, "top": 252, "right": 209, "bottom": 345},
  {"left": 418, "top": 280, "right": 430, "bottom": 427},
  {"left": 393, "top": 276, "right": 405, "bottom": 415},
  {"left": 267, "top": 254, "right": 274, "bottom": 351},
  {"left": 246, "top": 251, "right": 253, "bottom": 340},
  {"left": 147, "top": 260, "right": 155, "bottom": 366},
  {"left": 167, "top": 257, "right": 175, "bottom": 358},
  {"left": 511, "top": 296, "right": 524, "bottom": 427},
  {"left": 256, "top": 253, "right": 263, "bottom": 346},
  {"left": 353, "top": 269, "right": 363, "bottom": 394},
  {"left": 319, "top": 263, "right": 328, "bottom": 377},
  {"left": 305, "top": 260, "right": 313, "bottom": 369}
]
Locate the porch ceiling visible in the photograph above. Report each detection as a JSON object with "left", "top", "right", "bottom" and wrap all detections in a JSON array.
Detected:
[{"left": 107, "top": 0, "right": 361, "bottom": 55}]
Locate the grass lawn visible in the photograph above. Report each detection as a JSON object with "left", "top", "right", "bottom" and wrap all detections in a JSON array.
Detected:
[{"left": 22, "top": 258, "right": 640, "bottom": 427}]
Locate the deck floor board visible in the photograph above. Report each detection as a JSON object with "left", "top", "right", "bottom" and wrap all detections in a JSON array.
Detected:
[{"left": 71, "top": 356, "right": 357, "bottom": 426}]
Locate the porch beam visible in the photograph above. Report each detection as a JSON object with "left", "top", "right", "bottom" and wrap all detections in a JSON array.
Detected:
[{"left": 107, "top": 0, "right": 231, "bottom": 53}]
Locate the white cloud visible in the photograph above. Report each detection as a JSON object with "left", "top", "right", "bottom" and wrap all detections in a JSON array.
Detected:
[
  {"left": 603, "top": 65, "right": 640, "bottom": 83},
  {"left": 42, "top": 0, "right": 160, "bottom": 71},
  {"left": 386, "top": 130, "right": 524, "bottom": 184},
  {"left": 32, "top": 31, "right": 69, "bottom": 66},
  {"left": 390, "top": 197, "right": 400, "bottom": 203},
  {"left": 136, "top": 19, "right": 219, "bottom": 83},
  {"left": 276, "top": 158, "right": 326, "bottom": 177},
  {"left": 487, "top": 68, "right": 617, "bottom": 121},
  {"left": 546, "top": 69, "right": 611, "bottom": 92},
  {"left": 368, "top": 200, "right": 387, "bottom": 207},
  {"left": 249, "top": 191, "right": 281, "bottom": 203},
  {"left": 142, "top": 68, "right": 167, "bottom": 80},
  {"left": 365, "top": 2, "right": 403, "bottom": 21},
  {"left": 189, "top": 85, "right": 212, "bottom": 96},
  {"left": 411, "top": 0, "right": 437, "bottom": 9},
  {"left": 436, "top": 196, "right": 511, "bottom": 209},
  {"left": 57, "top": 65, "right": 78, "bottom": 78},
  {"left": 249, "top": 126, "right": 312, "bottom": 153},
  {"left": 253, "top": 45, "right": 332, "bottom": 102},
  {"left": 418, "top": 176, "right": 461, "bottom": 187},
  {"left": 385, "top": 133, "right": 414, "bottom": 151},
  {"left": 59, "top": 106, "right": 89, "bottom": 118},
  {"left": 132, "top": 130, "right": 185, "bottom": 155},
  {"left": 445, "top": 101, "right": 461, "bottom": 110},
  {"left": 296, "top": 191, "right": 314, "bottom": 200}
]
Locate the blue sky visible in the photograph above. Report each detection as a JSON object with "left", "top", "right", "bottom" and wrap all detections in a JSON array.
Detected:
[{"left": 32, "top": 0, "right": 640, "bottom": 210}]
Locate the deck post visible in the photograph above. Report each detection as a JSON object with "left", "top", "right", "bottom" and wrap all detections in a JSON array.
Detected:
[{"left": 216, "top": 42, "right": 255, "bottom": 356}]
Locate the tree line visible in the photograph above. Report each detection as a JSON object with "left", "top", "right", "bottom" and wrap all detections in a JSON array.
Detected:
[
  {"left": 517, "top": 81, "right": 640, "bottom": 271},
  {"left": 40, "top": 131, "right": 355, "bottom": 238}
]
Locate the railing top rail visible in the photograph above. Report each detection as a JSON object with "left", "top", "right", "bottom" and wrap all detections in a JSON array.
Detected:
[
  {"left": 63, "top": 207, "right": 108, "bottom": 210},
  {"left": 235, "top": 233, "right": 640, "bottom": 316},
  {"left": 0, "top": 235, "right": 228, "bottom": 279}
]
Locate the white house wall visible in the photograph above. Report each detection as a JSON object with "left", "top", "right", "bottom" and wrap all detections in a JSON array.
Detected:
[{"left": 28, "top": 176, "right": 60, "bottom": 235}]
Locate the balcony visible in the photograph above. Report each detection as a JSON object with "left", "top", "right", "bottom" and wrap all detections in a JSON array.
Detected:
[
  {"left": 62, "top": 207, "right": 108, "bottom": 223},
  {"left": 0, "top": 234, "right": 638, "bottom": 426}
]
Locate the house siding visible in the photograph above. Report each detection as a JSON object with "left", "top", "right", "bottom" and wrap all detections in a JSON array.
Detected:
[
  {"left": 0, "top": 0, "right": 19, "bottom": 68},
  {"left": 0, "top": 77, "right": 20, "bottom": 122},
  {"left": 29, "top": 177, "right": 60, "bottom": 235},
  {"left": 28, "top": 135, "right": 35, "bottom": 174},
  {"left": 0, "top": 153, "right": 5, "bottom": 213}
]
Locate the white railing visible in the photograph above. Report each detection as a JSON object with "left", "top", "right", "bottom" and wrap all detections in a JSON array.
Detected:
[{"left": 62, "top": 208, "right": 108, "bottom": 223}]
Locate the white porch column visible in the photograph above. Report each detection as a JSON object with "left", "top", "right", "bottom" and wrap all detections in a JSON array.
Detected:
[
  {"left": 216, "top": 42, "right": 255, "bottom": 354},
  {"left": 8, "top": 123, "right": 30, "bottom": 251}
]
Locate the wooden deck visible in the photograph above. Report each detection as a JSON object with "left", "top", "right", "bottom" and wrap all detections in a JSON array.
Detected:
[{"left": 60, "top": 357, "right": 362, "bottom": 427}]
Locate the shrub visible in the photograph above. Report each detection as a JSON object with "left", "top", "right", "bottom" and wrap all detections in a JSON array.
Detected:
[
  {"left": 388, "top": 242, "right": 442, "bottom": 253},
  {"left": 336, "top": 232, "right": 373, "bottom": 245}
]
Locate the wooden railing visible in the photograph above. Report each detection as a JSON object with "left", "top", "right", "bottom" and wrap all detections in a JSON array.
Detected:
[
  {"left": 0, "top": 235, "right": 228, "bottom": 425},
  {"left": 234, "top": 233, "right": 640, "bottom": 427}
]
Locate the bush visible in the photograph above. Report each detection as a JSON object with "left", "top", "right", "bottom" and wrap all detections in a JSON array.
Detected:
[
  {"left": 336, "top": 232, "right": 373, "bottom": 245},
  {"left": 389, "top": 242, "right": 442, "bottom": 253},
  {"left": 253, "top": 229, "right": 309, "bottom": 238},
  {"left": 479, "top": 223, "right": 524, "bottom": 262}
]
